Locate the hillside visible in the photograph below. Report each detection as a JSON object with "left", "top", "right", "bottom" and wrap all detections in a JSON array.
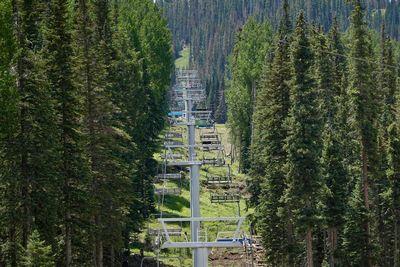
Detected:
[{"left": 157, "top": 0, "right": 400, "bottom": 121}]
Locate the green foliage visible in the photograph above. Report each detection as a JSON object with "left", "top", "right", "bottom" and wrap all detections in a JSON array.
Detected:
[
  {"left": 160, "top": 0, "right": 400, "bottom": 123},
  {"left": 244, "top": 1, "right": 400, "bottom": 265},
  {"left": 22, "top": 231, "right": 55, "bottom": 267},
  {"left": 0, "top": 0, "right": 172, "bottom": 265},
  {"left": 284, "top": 11, "right": 322, "bottom": 229},
  {"left": 226, "top": 17, "right": 273, "bottom": 173},
  {"left": 251, "top": 1, "right": 293, "bottom": 264},
  {"left": 342, "top": 183, "right": 373, "bottom": 267}
]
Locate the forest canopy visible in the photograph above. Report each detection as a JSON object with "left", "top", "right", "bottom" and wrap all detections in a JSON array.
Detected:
[
  {"left": 225, "top": 0, "right": 400, "bottom": 266},
  {"left": 0, "top": 0, "right": 172, "bottom": 265}
]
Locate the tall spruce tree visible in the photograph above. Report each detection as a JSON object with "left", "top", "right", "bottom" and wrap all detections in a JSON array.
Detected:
[
  {"left": 252, "top": 0, "right": 292, "bottom": 265},
  {"left": 11, "top": 0, "right": 60, "bottom": 263},
  {"left": 320, "top": 18, "right": 349, "bottom": 267},
  {"left": 72, "top": 0, "right": 116, "bottom": 264},
  {"left": 0, "top": 0, "right": 18, "bottom": 264},
  {"left": 344, "top": 1, "right": 378, "bottom": 265},
  {"left": 386, "top": 122, "right": 400, "bottom": 267},
  {"left": 373, "top": 24, "right": 398, "bottom": 266},
  {"left": 43, "top": 0, "right": 90, "bottom": 264},
  {"left": 284, "top": 11, "right": 322, "bottom": 267}
]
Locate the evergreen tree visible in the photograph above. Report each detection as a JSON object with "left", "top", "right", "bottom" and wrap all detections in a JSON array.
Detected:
[
  {"left": 284, "top": 11, "right": 322, "bottom": 267},
  {"left": 0, "top": 0, "right": 173, "bottom": 265},
  {"left": 343, "top": 181, "right": 371, "bottom": 266},
  {"left": 0, "top": 0, "right": 18, "bottom": 265},
  {"left": 43, "top": 0, "right": 90, "bottom": 264},
  {"left": 344, "top": 1, "right": 378, "bottom": 265},
  {"left": 319, "top": 19, "right": 349, "bottom": 267},
  {"left": 226, "top": 17, "right": 273, "bottom": 173},
  {"left": 3, "top": 1, "right": 59, "bottom": 265},
  {"left": 252, "top": 0, "right": 292, "bottom": 265},
  {"left": 22, "top": 230, "right": 55, "bottom": 267},
  {"left": 373, "top": 24, "right": 398, "bottom": 266},
  {"left": 386, "top": 123, "right": 400, "bottom": 267}
]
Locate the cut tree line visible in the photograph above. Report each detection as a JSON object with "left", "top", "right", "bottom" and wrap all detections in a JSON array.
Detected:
[
  {"left": 227, "top": 0, "right": 400, "bottom": 266},
  {"left": 0, "top": 0, "right": 172, "bottom": 266}
]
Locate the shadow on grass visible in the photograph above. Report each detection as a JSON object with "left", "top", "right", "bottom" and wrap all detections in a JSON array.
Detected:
[{"left": 158, "top": 195, "right": 190, "bottom": 212}]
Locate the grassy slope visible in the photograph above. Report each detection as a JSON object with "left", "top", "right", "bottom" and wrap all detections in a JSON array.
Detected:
[
  {"left": 175, "top": 46, "right": 190, "bottom": 69},
  {"left": 134, "top": 49, "right": 251, "bottom": 266},
  {"left": 140, "top": 125, "right": 251, "bottom": 266}
]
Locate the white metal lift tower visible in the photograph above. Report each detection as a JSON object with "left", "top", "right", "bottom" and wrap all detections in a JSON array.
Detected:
[{"left": 158, "top": 70, "right": 244, "bottom": 267}]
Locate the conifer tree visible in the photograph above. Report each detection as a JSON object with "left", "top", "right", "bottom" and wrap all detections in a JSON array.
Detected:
[
  {"left": 313, "top": 21, "right": 348, "bottom": 267},
  {"left": 5, "top": 1, "right": 60, "bottom": 266},
  {"left": 252, "top": 0, "right": 292, "bottom": 265},
  {"left": 227, "top": 17, "right": 273, "bottom": 173},
  {"left": 386, "top": 123, "right": 400, "bottom": 267},
  {"left": 43, "top": 0, "right": 89, "bottom": 264},
  {"left": 343, "top": 181, "right": 371, "bottom": 266},
  {"left": 344, "top": 1, "right": 378, "bottom": 265},
  {"left": 22, "top": 230, "right": 55, "bottom": 267},
  {"left": 0, "top": 0, "right": 18, "bottom": 264},
  {"left": 284, "top": 11, "right": 322, "bottom": 267},
  {"left": 72, "top": 0, "right": 115, "bottom": 264},
  {"left": 373, "top": 24, "right": 398, "bottom": 266}
]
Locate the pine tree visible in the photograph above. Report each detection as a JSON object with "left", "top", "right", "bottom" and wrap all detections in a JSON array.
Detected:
[
  {"left": 252, "top": 0, "right": 293, "bottom": 265},
  {"left": 284, "top": 11, "right": 322, "bottom": 267},
  {"left": 0, "top": 0, "right": 18, "bottom": 265},
  {"left": 373, "top": 24, "right": 398, "bottom": 266},
  {"left": 343, "top": 181, "right": 371, "bottom": 266},
  {"left": 386, "top": 123, "right": 400, "bottom": 267},
  {"left": 43, "top": 0, "right": 90, "bottom": 264},
  {"left": 4, "top": 1, "right": 60, "bottom": 265},
  {"left": 119, "top": 0, "right": 173, "bottom": 234},
  {"left": 313, "top": 21, "right": 348, "bottom": 267},
  {"left": 22, "top": 230, "right": 55, "bottom": 267},
  {"left": 344, "top": 1, "right": 378, "bottom": 265},
  {"left": 72, "top": 0, "right": 115, "bottom": 264},
  {"left": 226, "top": 17, "right": 273, "bottom": 173}
]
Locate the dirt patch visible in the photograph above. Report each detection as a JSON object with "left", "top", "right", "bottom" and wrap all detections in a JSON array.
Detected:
[{"left": 209, "top": 247, "right": 251, "bottom": 267}]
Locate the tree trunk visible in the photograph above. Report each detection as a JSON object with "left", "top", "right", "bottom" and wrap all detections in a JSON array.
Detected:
[
  {"left": 10, "top": 226, "right": 17, "bottom": 267},
  {"left": 287, "top": 209, "right": 295, "bottom": 267},
  {"left": 95, "top": 224, "right": 103, "bottom": 267},
  {"left": 306, "top": 226, "right": 314, "bottom": 267},
  {"left": 110, "top": 245, "right": 115, "bottom": 267},
  {"left": 394, "top": 214, "right": 399, "bottom": 267},
  {"left": 66, "top": 209, "right": 72, "bottom": 267},
  {"left": 328, "top": 227, "right": 337, "bottom": 267},
  {"left": 361, "top": 142, "right": 371, "bottom": 267}
]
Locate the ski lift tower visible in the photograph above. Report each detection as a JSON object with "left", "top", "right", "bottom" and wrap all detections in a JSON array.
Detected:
[{"left": 160, "top": 70, "right": 244, "bottom": 267}]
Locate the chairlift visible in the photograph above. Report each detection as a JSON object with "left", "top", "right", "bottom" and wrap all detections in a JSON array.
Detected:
[
  {"left": 210, "top": 193, "right": 240, "bottom": 203},
  {"left": 155, "top": 188, "right": 182, "bottom": 196}
]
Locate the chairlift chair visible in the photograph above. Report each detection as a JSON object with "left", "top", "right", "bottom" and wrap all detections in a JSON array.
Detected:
[{"left": 155, "top": 188, "right": 182, "bottom": 196}]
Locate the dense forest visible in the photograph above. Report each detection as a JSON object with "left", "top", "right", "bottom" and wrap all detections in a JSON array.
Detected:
[
  {"left": 158, "top": 0, "right": 400, "bottom": 123},
  {"left": 227, "top": 0, "right": 400, "bottom": 266},
  {"left": 0, "top": 0, "right": 172, "bottom": 266},
  {"left": 1, "top": 0, "right": 400, "bottom": 266}
]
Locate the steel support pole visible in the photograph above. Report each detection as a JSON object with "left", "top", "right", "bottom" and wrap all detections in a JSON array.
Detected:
[
  {"left": 190, "top": 164, "right": 202, "bottom": 266},
  {"left": 196, "top": 248, "right": 209, "bottom": 267},
  {"left": 186, "top": 90, "right": 206, "bottom": 267}
]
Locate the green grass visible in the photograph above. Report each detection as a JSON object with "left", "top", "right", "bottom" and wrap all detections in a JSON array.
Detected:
[
  {"left": 135, "top": 124, "right": 252, "bottom": 266},
  {"left": 175, "top": 46, "right": 190, "bottom": 69}
]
